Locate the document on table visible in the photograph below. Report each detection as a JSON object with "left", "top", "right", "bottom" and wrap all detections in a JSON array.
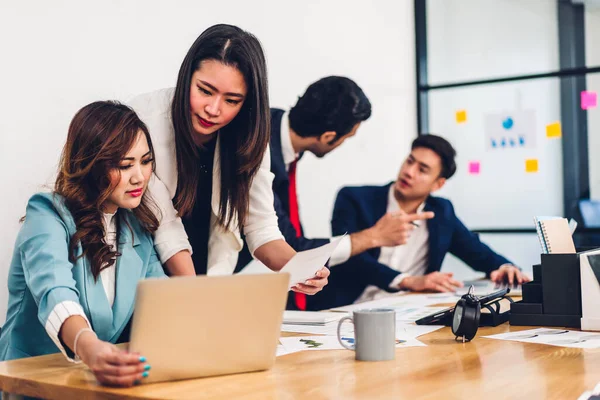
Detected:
[
  {"left": 276, "top": 344, "right": 303, "bottom": 357},
  {"left": 396, "top": 323, "right": 444, "bottom": 339},
  {"left": 281, "top": 320, "right": 354, "bottom": 336},
  {"left": 394, "top": 306, "right": 450, "bottom": 322},
  {"left": 280, "top": 235, "right": 346, "bottom": 289},
  {"left": 283, "top": 311, "right": 345, "bottom": 325},
  {"left": 331, "top": 292, "right": 460, "bottom": 313},
  {"left": 483, "top": 328, "right": 600, "bottom": 349},
  {"left": 281, "top": 321, "right": 443, "bottom": 340},
  {"left": 279, "top": 336, "right": 426, "bottom": 352}
]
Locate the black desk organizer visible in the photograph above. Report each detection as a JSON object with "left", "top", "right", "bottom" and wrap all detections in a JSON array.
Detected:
[{"left": 510, "top": 253, "right": 582, "bottom": 328}]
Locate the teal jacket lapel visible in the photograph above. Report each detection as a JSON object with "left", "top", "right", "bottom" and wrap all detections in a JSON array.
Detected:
[
  {"left": 50, "top": 195, "right": 114, "bottom": 341},
  {"left": 110, "top": 212, "right": 144, "bottom": 342},
  {"left": 82, "top": 256, "right": 113, "bottom": 341}
]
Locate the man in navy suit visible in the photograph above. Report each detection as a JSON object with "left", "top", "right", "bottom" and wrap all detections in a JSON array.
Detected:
[
  {"left": 235, "top": 77, "right": 433, "bottom": 310},
  {"left": 307, "top": 134, "right": 530, "bottom": 309}
]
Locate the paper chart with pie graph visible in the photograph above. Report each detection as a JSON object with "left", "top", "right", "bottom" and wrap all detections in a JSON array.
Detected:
[
  {"left": 483, "top": 328, "right": 600, "bottom": 349},
  {"left": 484, "top": 109, "right": 537, "bottom": 151}
]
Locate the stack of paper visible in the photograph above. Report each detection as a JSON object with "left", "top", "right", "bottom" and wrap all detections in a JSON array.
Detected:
[{"left": 283, "top": 311, "right": 344, "bottom": 326}]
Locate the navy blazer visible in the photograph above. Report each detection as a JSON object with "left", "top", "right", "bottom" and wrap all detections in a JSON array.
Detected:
[
  {"left": 235, "top": 108, "right": 329, "bottom": 271},
  {"left": 307, "top": 183, "right": 512, "bottom": 310}
]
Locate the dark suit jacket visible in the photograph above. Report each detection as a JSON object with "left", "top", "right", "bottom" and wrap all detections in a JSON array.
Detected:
[
  {"left": 235, "top": 108, "right": 330, "bottom": 272},
  {"left": 306, "top": 183, "right": 513, "bottom": 310}
]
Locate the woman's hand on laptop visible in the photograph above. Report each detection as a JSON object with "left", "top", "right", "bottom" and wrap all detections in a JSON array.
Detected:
[
  {"left": 77, "top": 336, "right": 150, "bottom": 387},
  {"left": 292, "top": 267, "right": 330, "bottom": 295}
]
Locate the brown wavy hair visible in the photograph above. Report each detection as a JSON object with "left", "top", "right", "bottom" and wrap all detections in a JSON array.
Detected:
[
  {"left": 171, "top": 24, "right": 270, "bottom": 230},
  {"left": 54, "top": 101, "right": 160, "bottom": 280}
]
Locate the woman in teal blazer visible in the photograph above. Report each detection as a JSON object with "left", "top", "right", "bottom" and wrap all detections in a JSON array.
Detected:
[{"left": 0, "top": 101, "right": 166, "bottom": 387}]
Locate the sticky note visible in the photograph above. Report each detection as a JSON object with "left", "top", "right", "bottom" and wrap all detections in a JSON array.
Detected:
[
  {"left": 468, "top": 161, "right": 480, "bottom": 175},
  {"left": 581, "top": 91, "right": 597, "bottom": 110},
  {"left": 456, "top": 110, "right": 467, "bottom": 124},
  {"left": 525, "top": 159, "right": 538, "bottom": 173},
  {"left": 546, "top": 122, "right": 561, "bottom": 138}
]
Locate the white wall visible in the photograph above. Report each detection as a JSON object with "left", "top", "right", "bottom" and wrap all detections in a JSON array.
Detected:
[
  {"left": 0, "top": 1, "right": 416, "bottom": 323},
  {"left": 427, "top": 0, "right": 559, "bottom": 85}
]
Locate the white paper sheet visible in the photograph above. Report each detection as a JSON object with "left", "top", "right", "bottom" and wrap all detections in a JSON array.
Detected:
[
  {"left": 331, "top": 293, "right": 460, "bottom": 313},
  {"left": 281, "top": 322, "right": 443, "bottom": 340},
  {"left": 280, "top": 236, "right": 345, "bottom": 289},
  {"left": 281, "top": 321, "right": 354, "bottom": 336},
  {"left": 396, "top": 323, "right": 445, "bottom": 339},
  {"left": 276, "top": 344, "right": 303, "bottom": 357},
  {"left": 283, "top": 311, "right": 345, "bottom": 325},
  {"left": 279, "top": 336, "right": 347, "bottom": 351},
  {"left": 394, "top": 306, "right": 450, "bottom": 322},
  {"left": 279, "top": 335, "right": 426, "bottom": 352},
  {"left": 483, "top": 328, "right": 600, "bottom": 349},
  {"left": 483, "top": 109, "right": 537, "bottom": 151}
]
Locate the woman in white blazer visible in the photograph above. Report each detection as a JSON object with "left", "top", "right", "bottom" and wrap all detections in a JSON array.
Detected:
[{"left": 130, "top": 24, "right": 329, "bottom": 294}]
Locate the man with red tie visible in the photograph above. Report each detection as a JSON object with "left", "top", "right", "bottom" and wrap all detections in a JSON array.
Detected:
[{"left": 235, "top": 76, "right": 433, "bottom": 310}]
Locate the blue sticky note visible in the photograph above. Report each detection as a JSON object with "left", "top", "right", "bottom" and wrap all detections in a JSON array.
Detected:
[{"left": 502, "top": 117, "right": 514, "bottom": 130}]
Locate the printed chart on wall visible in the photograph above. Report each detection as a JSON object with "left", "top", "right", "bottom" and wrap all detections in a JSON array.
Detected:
[
  {"left": 429, "top": 79, "right": 565, "bottom": 229},
  {"left": 484, "top": 110, "right": 536, "bottom": 151}
]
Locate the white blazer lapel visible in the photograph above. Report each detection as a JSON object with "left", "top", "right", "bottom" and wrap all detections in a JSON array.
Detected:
[{"left": 208, "top": 135, "right": 243, "bottom": 274}]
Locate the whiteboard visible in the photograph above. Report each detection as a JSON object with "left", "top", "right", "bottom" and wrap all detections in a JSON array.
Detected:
[{"left": 428, "top": 78, "right": 564, "bottom": 229}]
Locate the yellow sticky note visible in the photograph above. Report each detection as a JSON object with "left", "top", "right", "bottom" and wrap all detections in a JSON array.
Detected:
[
  {"left": 546, "top": 122, "right": 561, "bottom": 138},
  {"left": 525, "top": 159, "right": 539, "bottom": 173},
  {"left": 456, "top": 110, "right": 467, "bottom": 123}
]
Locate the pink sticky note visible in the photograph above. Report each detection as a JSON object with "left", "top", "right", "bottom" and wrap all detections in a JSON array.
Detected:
[
  {"left": 468, "top": 161, "right": 480, "bottom": 175},
  {"left": 581, "top": 91, "right": 597, "bottom": 110}
]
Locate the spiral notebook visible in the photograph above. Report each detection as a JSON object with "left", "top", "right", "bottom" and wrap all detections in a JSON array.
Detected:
[
  {"left": 539, "top": 218, "right": 576, "bottom": 254},
  {"left": 534, "top": 216, "right": 561, "bottom": 253}
]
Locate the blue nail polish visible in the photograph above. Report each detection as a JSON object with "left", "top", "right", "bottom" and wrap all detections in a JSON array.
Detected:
[
  {"left": 139, "top": 356, "right": 146, "bottom": 362},
  {"left": 142, "top": 371, "right": 149, "bottom": 378},
  {"left": 144, "top": 364, "right": 151, "bottom": 371}
]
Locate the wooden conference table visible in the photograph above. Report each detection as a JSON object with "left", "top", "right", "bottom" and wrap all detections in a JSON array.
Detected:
[
  {"left": 0, "top": 290, "right": 600, "bottom": 400},
  {"left": 0, "top": 320, "right": 598, "bottom": 400}
]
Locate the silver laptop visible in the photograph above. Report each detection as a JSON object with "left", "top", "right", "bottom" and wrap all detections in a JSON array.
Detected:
[{"left": 129, "top": 273, "right": 289, "bottom": 384}]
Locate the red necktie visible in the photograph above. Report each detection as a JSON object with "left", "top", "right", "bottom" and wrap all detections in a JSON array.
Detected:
[{"left": 288, "top": 160, "right": 306, "bottom": 310}]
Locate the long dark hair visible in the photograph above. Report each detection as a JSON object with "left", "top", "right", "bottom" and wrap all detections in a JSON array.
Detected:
[
  {"left": 171, "top": 24, "right": 270, "bottom": 230},
  {"left": 54, "top": 101, "right": 160, "bottom": 280}
]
